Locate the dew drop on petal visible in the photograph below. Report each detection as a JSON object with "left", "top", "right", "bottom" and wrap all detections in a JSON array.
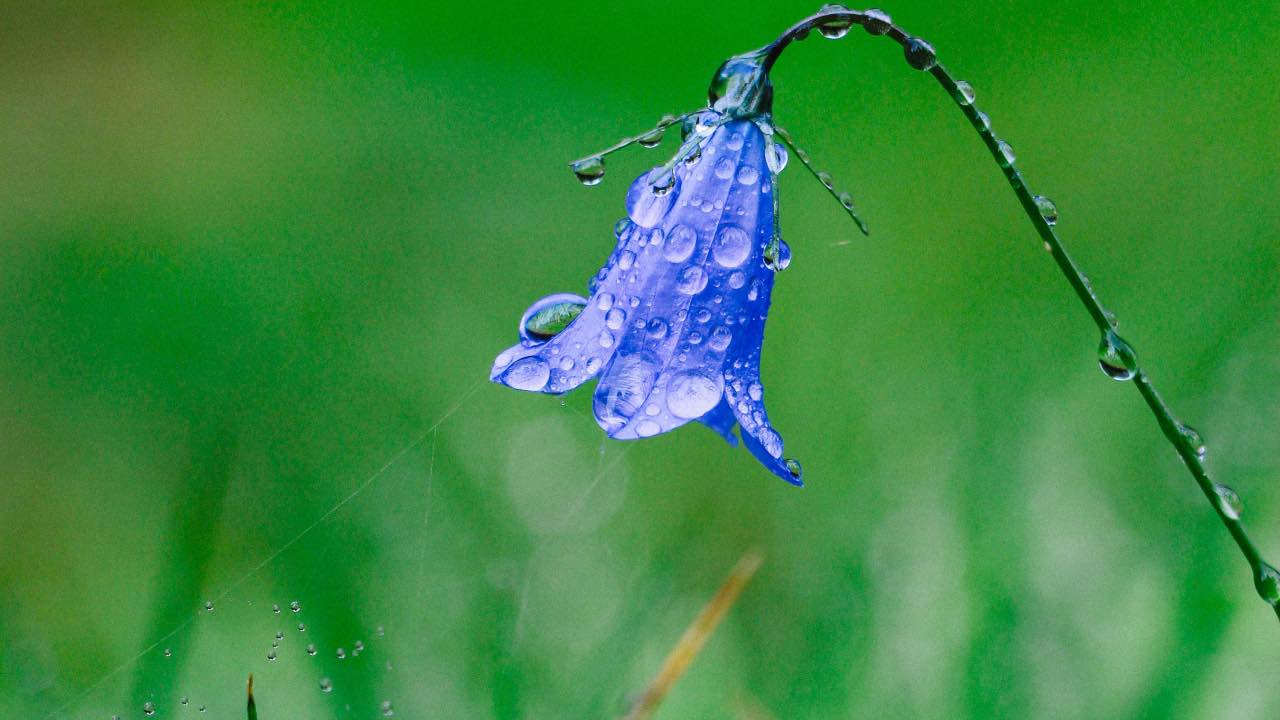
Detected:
[
  {"left": 502, "top": 357, "right": 551, "bottom": 391},
  {"left": 636, "top": 420, "right": 661, "bottom": 437},
  {"left": 714, "top": 157, "right": 735, "bottom": 180},
  {"left": 572, "top": 157, "right": 605, "bottom": 186},
  {"left": 664, "top": 224, "right": 698, "bottom": 263},
  {"left": 708, "top": 326, "right": 733, "bottom": 351},
  {"left": 666, "top": 370, "right": 725, "bottom": 419},
  {"left": 594, "top": 355, "right": 657, "bottom": 432},
  {"left": 676, "top": 266, "right": 709, "bottom": 295},
  {"left": 736, "top": 164, "right": 759, "bottom": 185},
  {"left": 606, "top": 308, "right": 626, "bottom": 330},
  {"left": 646, "top": 318, "right": 668, "bottom": 339},
  {"left": 728, "top": 271, "right": 746, "bottom": 289},
  {"left": 626, "top": 168, "right": 678, "bottom": 228},
  {"left": 596, "top": 292, "right": 614, "bottom": 311},
  {"left": 712, "top": 225, "right": 752, "bottom": 268}
]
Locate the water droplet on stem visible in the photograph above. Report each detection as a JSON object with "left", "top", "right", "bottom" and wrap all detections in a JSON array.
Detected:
[{"left": 1097, "top": 329, "right": 1138, "bottom": 381}]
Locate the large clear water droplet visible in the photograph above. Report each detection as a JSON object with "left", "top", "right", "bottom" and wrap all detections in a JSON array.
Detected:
[
  {"left": 521, "top": 293, "right": 587, "bottom": 343},
  {"left": 817, "top": 6, "right": 853, "bottom": 39},
  {"left": 503, "top": 357, "right": 551, "bottom": 391},
  {"left": 1255, "top": 563, "right": 1280, "bottom": 606},
  {"left": 666, "top": 370, "right": 724, "bottom": 419},
  {"left": 712, "top": 225, "right": 752, "bottom": 268},
  {"left": 676, "top": 266, "right": 709, "bottom": 295},
  {"left": 953, "top": 80, "right": 976, "bottom": 106},
  {"left": 1097, "top": 329, "right": 1138, "bottom": 381},
  {"left": 638, "top": 127, "right": 664, "bottom": 148},
  {"left": 764, "top": 236, "right": 792, "bottom": 271},
  {"left": 904, "top": 38, "right": 937, "bottom": 71},
  {"left": 571, "top": 157, "right": 605, "bottom": 186},
  {"left": 1213, "top": 483, "right": 1243, "bottom": 521},
  {"left": 290, "top": 601, "right": 301, "bottom": 613},
  {"left": 626, "top": 168, "right": 678, "bottom": 228},
  {"left": 863, "top": 8, "right": 892, "bottom": 35},
  {"left": 1178, "top": 423, "right": 1207, "bottom": 460},
  {"left": 664, "top": 225, "right": 697, "bottom": 263},
  {"left": 996, "top": 140, "right": 1016, "bottom": 167},
  {"left": 594, "top": 355, "right": 657, "bottom": 433},
  {"left": 766, "top": 142, "right": 788, "bottom": 173},
  {"left": 1034, "top": 194, "right": 1058, "bottom": 226}
]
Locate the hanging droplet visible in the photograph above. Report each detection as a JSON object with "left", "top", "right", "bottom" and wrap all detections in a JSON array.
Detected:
[
  {"left": 163, "top": 648, "right": 172, "bottom": 657},
  {"left": 862, "top": 8, "right": 892, "bottom": 35},
  {"left": 267, "top": 650, "right": 277, "bottom": 661},
  {"left": 816, "top": 171, "right": 834, "bottom": 188},
  {"left": 319, "top": 677, "right": 334, "bottom": 693},
  {"left": 143, "top": 702, "right": 156, "bottom": 716},
  {"left": 976, "top": 111, "right": 992, "bottom": 132},
  {"left": 784, "top": 458, "right": 803, "bottom": 481},
  {"left": 336, "top": 647, "right": 347, "bottom": 659},
  {"left": 627, "top": 168, "right": 678, "bottom": 227},
  {"left": 651, "top": 172, "right": 676, "bottom": 196},
  {"left": 203, "top": 600, "right": 214, "bottom": 612},
  {"left": 1097, "top": 329, "right": 1138, "bottom": 381},
  {"left": 1033, "top": 195, "right": 1058, "bottom": 226},
  {"left": 198, "top": 706, "right": 206, "bottom": 713},
  {"left": 1213, "top": 483, "right": 1243, "bottom": 521},
  {"left": 637, "top": 127, "right": 664, "bottom": 148},
  {"left": 996, "top": 140, "right": 1016, "bottom": 167},
  {"left": 1177, "top": 423, "right": 1207, "bottom": 460},
  {"left": 180, "top": 698, "right": 188, "bottom": 706},
  {"left": 298, "top": 622, "right": 306, "bottom": 632},
  {"left": 289, "top": 601, "right": 301, "bottom": 613},
  {"left": 571, "top": 157, "right": 605, "bottom": 186},
  {"left": 272, "top": 603, "right": 280, "bottom": 614},
  {"left": 766, "top": 141, "right": 788, "bottom": 173},
  {"left": 904, "top": 38, "right": 937, "bottom": 71},
  {"left": 764, "top": 236, "right": 792, "bottom": 271},
  {"left": 953, "top": 80, "right": 976, "bottom": 106},
  {"left": 1256, "top": 563, "right": 1280, "bottom": 606},
  {"left": 817, "top": 6, "right": 853, "bottom": 39},
  {"left": 354, "top": 640, "right": 365, "bottom": 653},
  {"left": 305, "top": 643, "right": 317, "bottom": 656}
]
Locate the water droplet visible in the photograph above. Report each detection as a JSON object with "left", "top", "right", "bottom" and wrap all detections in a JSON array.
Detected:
[
  {"left": 605, "top": 307, "right": 626, "bottom": 330},
  {"left": 817, "top": 6, "right": 853, "bottom": 39},
  {"left": 651, "top": 173, "right": 676, "bottom": 196},
  {"left": 676, "top": 266, "right": 709, "bottom": 295},
  {"left": 520, "top": 293, "right": 587, "bottom": 343},
  {"left": 714, "top": 157, "right": 735, "bottom": 180},
  {"left": 571, "top": 157, "right": 605, "bottom": 186},
  {"left": 816, "top": 171, "right": 834, "bottom": 189},
  {"left": 198, "top": 706, "right": 206, "bottom": 713},
  {"left": 1178, "top": 423, "right": 1207, "bottom": 460},
  {"left": 784, "top": 458, "right": 803, "bottom": 481},
  {"left": 354, "top": 640, "right": 365, "bottom": 652},
  {"left": 728, "top": 271, "right": 746, "bottom": 289},
  {"left": 595, "top": 292, "right": 614, "bottom": 312},
  {"left": 381, "top": 700, "right": 395, "bottom": 717},
  {"left": 736, "top": 164, "right": 759, "bottom": 185},
  {"left": 712, "top": 225, "right": 752, "bottom": 268},
  {"left": 638, "top": 127, "right": 664, "bottom": 148},
  {"left": 626, "top": 168, "right": 677, "bottom": 228},
  {"left": 664, "top": 224, "right": 697, "bottom": 263},
  {"left": 863, "top": 8, "right": 892, "bottom": 35},
  {"left": 593, "top": 354, "right": 657, "bottom": 432},
  {"left": 996, "top": 140, "right": 1016, "bottom": 167},
  {"left": 838, "top": 191, "right": 856, "bottom": 211},
  {"left": 306, "top": 643, "right": 317, "bottom": 656},
  {"left": 267, "top": 650, "right": 277, "bottom": 661},
  {"left": 709, "top": 326, "right": 733, "bottom": 351},
  {"left": 1213, "top": 483, "right": 1243, "bottom": 521},
  {"left": 290, "top": 601, "right": 301, "bottom": 613},
  {"left": 667, "top": 370, "right": 724, "bottom": 419},
  {"left": 694, "top": 110, "right": 721, "bottom": 137},
  {"left": 143, "top": 702, "right": 156, "bottom": 716},
  {"left": 1255, "top": 563, "right": 1280, "bottom": 606},
  {"left": 904, "top": 38, "right": 937, "bottom": 70},
  {"left": 764, "top": 237, "right": 792, "bottom": 271},
  {"left": 683, "top": 146, "right": 702, "bottom": 168},
  {"left": 766, "top": 142, "right": 788, "bottom": 173},
  {"left": 646, "top": 318, "right": 668, "bottom": 339},
  {"left": 502, "top": 357, "right": 551, "bottom": 391},
  {"left": 598, "top": 331, "right": 615, "bottom": 349},
  {"left": 298, "top": 622, "right": 306, "bottom": 632},
  {"left": 758, "top": 427, "right": 783, "bottom": 458},
  {"left": 319, "top": 677, "right": 334, "bottom": 693},
  {"left": 272, "top": 604, "right": 281, "bottom": 614},
  {"left": 203, "top": 600, "right": 213, "bottom": 612},
  {"left": 275, "top": 631, "right": 285, "bottom": 640},
  {"left": 636, "top": 420, "right": 661, "bottom": 437},
  {"left": 1097, "top": 329, "right": 1138, "bottom": 381},
  {"left": 163, "top": 648, "right": 171, "bottom": 657},
  {"left": 179, "top": 698, "right": 188, "bottom": 706},
  {"left": 976, "top": 111, "right": 992, "bottom": 132},
  {"left": 337, "top": 647, "right": 347, "bottom": 659},
  {"left": 1033, "top": 194, "right": 1058, "bottom": 226},
  {"left": 694, "top": 308, "right": 712, "bottom": 323},
  {"left": 953, "top": 80, "right": 976, "bottom": 106},
  {"left": 376, "top": 625, "right": 385, "bottom": 636}
]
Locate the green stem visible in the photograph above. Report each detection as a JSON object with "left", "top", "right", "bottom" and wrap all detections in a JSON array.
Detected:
[{"left": 766, "top": 6, "right": 1278, "bottom": 620}]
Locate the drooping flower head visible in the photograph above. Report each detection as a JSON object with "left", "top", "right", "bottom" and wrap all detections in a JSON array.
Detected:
[{"left": 491, "top": 39, "right": 867, "bottom": 486}]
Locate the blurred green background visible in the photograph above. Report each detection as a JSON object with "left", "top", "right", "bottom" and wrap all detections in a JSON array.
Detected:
[{"left": 2, "top": 1, "right": 1278, "bottom": 718}]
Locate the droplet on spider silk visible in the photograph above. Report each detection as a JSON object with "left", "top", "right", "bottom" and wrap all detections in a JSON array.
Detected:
[
  {"left": 976, "top": 111, "right": 992, "bottom": 132},
  {"left": 1097, "top": 329, "right": 1138, "bottom": 381},
  {"left": 627, "top": 168, "right": 678, "bottom": 228},
  {"left": 1177, "top": 423, "right": 1207, "bottom": 460},
  {"left": 953, "top": 80, "right": 976, "bottom": 106},
  {"left": 996, "top": 140, "right": 1016, "bottom": 167},
  {"left": 354, "top": 640, "right": 365, "bottom": 653},
  {"left": 163, "top": 648, "right": 171, "bottom": 657},
  {"left": 1033, "top": 195, "right": 1058, "bottom": 226},
  {"left": 298, "top": 622, "right": 306, "bottom": 632},
  {"left": 143, "top": 702, "right": 156, "bottom": 716},
  {"left": 816, "top": 171, "right": 834, "bottom": 189},
  {"left": 571, "top": 157, "right": 605, "bottom": 186},
  {"left": 306, "top": 643, "right": 317, "bottom": 656},
  {"left": 337, "top": 647, "right": 348, "bottom": 659},
  {"left": 817, "top": 6, "right": 853, "bottom": 39},
  {"left": 275, "top": 631, "right": 285, "bottom": 640},
  {"left": 320, "top": 677, "right": 334, "bottom": 693},
  {"left": 290, "top": 600, "right": 301, "bottom": 613},
  {"left": 180, "top": 698, "right": 188, "bottom": 706},
  {"left": 502, "top": 357, "right": 551, "bottom": 391},
  {"left": 904, "top": 38, "right": 937, "bottom": 70},
  {"left": 638, "top": 127, "right": 664, "bottom": 148},
  {"left": 1213, "top": 484, "right": 1243, "bottom": 521},
  {"left": 272, "top": 604, "right": 281, "bottom": 614},
  {"left": 198, "top": 705, "right": 206, "bottom": 713},
  {"left": 863, "top": 8, "right": 892, "bottom": 34},
  {"left": 381, "top": 700, "right": 395, "bottom": 717},
  {"left": 267, "top": 650, "right": 278, "bottom": 661},
  {"left": 203, "top": 600, "right": 213, "bottom": 612},
  {"left": 522, "top": 294, "right": 587, "bottom": 343},
  {"left": 1256, "top": 563, "right": 1280, "bottom": 606}
]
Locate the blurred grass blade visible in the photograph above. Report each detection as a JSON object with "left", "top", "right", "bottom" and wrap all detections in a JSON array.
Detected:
[
  {"left": 247, "top": 674, "right": 258, "bottom": 720},
  {"left": 622, "top": 549, "right": 764, "bottom": 720}
]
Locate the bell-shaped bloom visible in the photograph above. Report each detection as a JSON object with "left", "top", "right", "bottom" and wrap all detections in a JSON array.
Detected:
[{"left": 491, "top": 114, "right": 803, "bottom": 485}]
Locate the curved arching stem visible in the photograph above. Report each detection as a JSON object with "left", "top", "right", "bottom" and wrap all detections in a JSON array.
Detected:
[{"left": 764, "top": 7, "right": 1279, "bottom": 620}]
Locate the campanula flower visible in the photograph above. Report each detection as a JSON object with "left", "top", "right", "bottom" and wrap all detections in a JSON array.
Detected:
[{"left": 491, "top": 44, "right": 866, "bottom": 485}]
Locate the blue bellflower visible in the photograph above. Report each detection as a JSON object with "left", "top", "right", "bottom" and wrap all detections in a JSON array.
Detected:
[{"left": 490, "top": 48, "right": 862, "bottom": 485}]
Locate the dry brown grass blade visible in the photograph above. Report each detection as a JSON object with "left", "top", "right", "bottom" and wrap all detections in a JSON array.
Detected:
[{"left": 621, "top": 549, "right": 764, "bottom": 720}]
